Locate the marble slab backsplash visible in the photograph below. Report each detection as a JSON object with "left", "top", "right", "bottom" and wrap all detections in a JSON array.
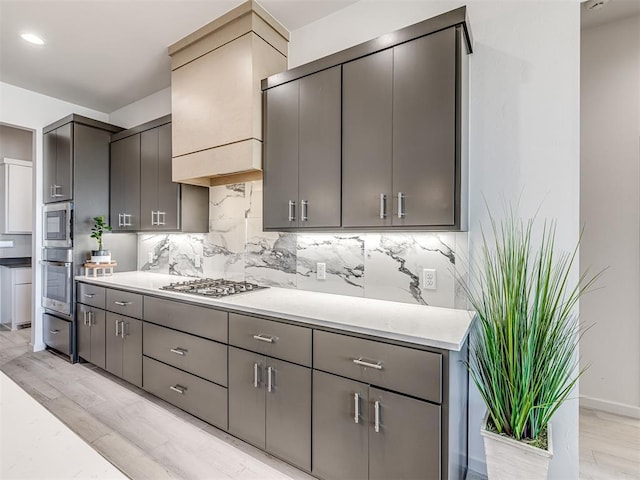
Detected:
[{"left": 138, "top": 182, "right": 469, "bottom": 309}]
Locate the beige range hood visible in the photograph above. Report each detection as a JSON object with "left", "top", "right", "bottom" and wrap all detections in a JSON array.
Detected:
[{"left": 169, "top": 0, "right": 289, "bottom": 187}]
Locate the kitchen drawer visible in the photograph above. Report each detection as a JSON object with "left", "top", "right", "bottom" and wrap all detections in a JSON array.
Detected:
[
  {"left": 14, "top": 268, "right": 31, "bottom": 284},
  {"left": 313, "top": 330, "right": 442, "bottom": 403},
  {"left": 143, "top": 356, "right": 228, "bottom": 430},
  {"left": 143, "top": 296, "right": 227, "bottom": 342},
  {"left": 77, "top": 282, "right": 106, "bottom": 309},
  {"left": 229, "top": 313, "right": 312, "bottom": 367},
  {"left": 106, "top": 288, "right": 142, "bottom": 318},
  {"left": 43, "top": 313, "right": 72, "bottom": 356},
  {"left": 143, "top": 322, "right": 227, "bottom": 386}
]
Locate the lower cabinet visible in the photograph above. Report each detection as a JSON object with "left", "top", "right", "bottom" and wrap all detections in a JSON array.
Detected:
[
  {"left": 105, "top": 313, "right": 142, "bottom": 387},
  {"left": 312, "top": 370, "right": 441, "bottom": 480},
  {"left": 77, "top": 304, "right": 106, "bottom": 369},
  {"left": 228, "top": 346, "right": 311, "bottom": 471}
]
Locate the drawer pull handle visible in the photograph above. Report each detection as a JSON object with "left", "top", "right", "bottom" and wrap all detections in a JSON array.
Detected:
[
  {"left": 267, "top": 366, "right": 274, "bottom": 393},
  {"left": 374, "top": 400, "right": 381, "bottom": 433},
  {"left": 170, "top": 347, "right": 187, "bottom": 356},
  {"left": 253, "top": 334, "right": 275, "bottom": 344},
  {"left": 170, "top": 385, "right": 186, "bottom": 395},
  {"left": 49, "top": 329, "right": 60, "bottom": 335},
  {"left": 253, "top": 363, "right": 260, "bottom": 388},
  {"left": 354, "top": 392, "right": 360, "bottom": 424},
  {"left": 114, "top": 301, "right": 132, "bottom": 306},
  {"left": 353, "top": 358, "right": 383, "bottom": 370},
  {"left": 83, "top": 293, "right": 96, "bottom": 298}
]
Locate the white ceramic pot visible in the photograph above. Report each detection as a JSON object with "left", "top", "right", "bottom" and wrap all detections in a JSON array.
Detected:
[
  {"left": 90, "top": 250, "right": 111, "bottom": 264},
  {"left": 481, "top": 415, "right": 553, "bottom": 480}
]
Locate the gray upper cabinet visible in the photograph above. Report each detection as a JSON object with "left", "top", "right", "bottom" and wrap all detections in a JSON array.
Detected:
[
  {"left": 343, "top": 27, "right": 458, "bottom": 228},
  {"left": 110, "top": 134, "right": 141, "bottom": 231},
  {"left": 262, "top": 9, "right": 471, "bottom": 231},
  {"left": 43, "top": 123, "right": 73, "bottom": 203},
  {"left": 263, "top": 66, "right": 341, "bottom": 230},
  {"left": 110, "top": 116, "right": 208, "bottom": 233}
]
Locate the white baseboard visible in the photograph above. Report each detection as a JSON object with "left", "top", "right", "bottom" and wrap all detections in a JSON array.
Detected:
[{"left": 580, "top": 395, "right": 640, "bottom": 419}]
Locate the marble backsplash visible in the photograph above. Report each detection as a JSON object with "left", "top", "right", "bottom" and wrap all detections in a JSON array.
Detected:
[{"left": 138, "top": 182, "right": 469, "bottom": 309}]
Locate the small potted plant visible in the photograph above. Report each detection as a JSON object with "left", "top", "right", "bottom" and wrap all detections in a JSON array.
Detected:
[
  {"left": 90, "top": 215, "right": 112, "bottom": 263},
  {"left": 462, "top": 210, "right": 601, "bottom": 479}
]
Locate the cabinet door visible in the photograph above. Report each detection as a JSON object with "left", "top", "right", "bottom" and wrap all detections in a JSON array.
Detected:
[
  {"left": 342, "top": 49, "right": 393, "bottom": 228},
  {"left": 312, "top": 370, "right": 368, "bottom": 480},
  {"left": 105, "top": 312, "right": 124, "bottom": 377},
  {"left": 263, "top": 80, "right": 299, "bottom": 229},
  {"left": 228, "top": 347, "right": 266, "bottom": 449},
  {"left": 298, "top": 66, "right": 342, "bottom": 229},
  {"left": 55, "top": 122, "right": 73, "bottom": 202},
  {"left": 77, "top": 304, "right": 92, "bottom": 362},
  {"left": 89, "top": 308, "right": 106, "bottom": 369},
  {"left": 121, "top": 317, "right": 142, "bottom": 387},
  {"left": 110, "top": 134, "right": 140, "bottom": 231},
  {"left": 6, "top": 164, "right": 32, "bottom": 233},
  {"left": 14, "top": 282, "right": 31, "bottom": 327},
  {"left": 265, "top": 359, "right": 311, "bottom": 471},
  {"left": 392, "top": 28, "right": 456, "bottom": 227},
  {"left": 156, "top": 123, "right": 179, "bottom": 230},
  {"left": 43, "top": 131, "right": 57, "bottom": 203},
  {"left": 368, "top": 387, "right": 441, "bottom": 480},
  {"left": 140, "top": 127, "right": 158, "bottom": 230}
]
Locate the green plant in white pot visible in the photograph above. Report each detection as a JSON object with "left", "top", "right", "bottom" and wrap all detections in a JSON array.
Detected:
[
  {"left": 462, "top": 211, "right": 600, "bottom": 480},
  {"left": 90, "top": 215, "right": 112, "bottom": 263}
]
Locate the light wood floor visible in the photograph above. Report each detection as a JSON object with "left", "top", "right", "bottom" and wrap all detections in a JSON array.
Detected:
[{"left": 1, "top": 328, "right": 638, "bottom": 479}]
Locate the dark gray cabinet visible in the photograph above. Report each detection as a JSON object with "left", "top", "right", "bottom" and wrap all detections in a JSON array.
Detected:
[
  {"left": 110, "top": 116, "right": 208, "bottom": 233},
  {"left": 263, "top": 66, "right": 341, "bottom": 230},
  {"left": 343, "top": 27, "right": 457, "bottom": 228},
  {"left": 76, "top": 303, "right": 106, "bottom": 369},
  {"left": 43, "top": 123, "right": 73, "bottom": 203},
  {"left": 312, "top": 370, "right": 441, "bottom": 480},
  {"left": 110, "top": 134, "right": 141, "bottom": 231},
  {"left": 105, "top": 312, "right": 142, "bottom": 387},
  {"left": 228, "top": 346, "right": 311, "bottom": 471}
]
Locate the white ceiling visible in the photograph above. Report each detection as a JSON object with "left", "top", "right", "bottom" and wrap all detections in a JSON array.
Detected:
[
  {"left": 0, "top": 0, "right": 357, "bottom": 113},
  {"left": 581, "top": 0, "right": 640, "bottom": 29}
]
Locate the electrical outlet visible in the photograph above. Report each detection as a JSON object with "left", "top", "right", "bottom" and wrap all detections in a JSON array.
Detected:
[
  {"left": 147, "top": 252, "right": 154, "bottom": 264},
  {"left": 317, "top": 262, "right": 326, "bottom": 280},
  {"left": 423, "top": 268, "right": 437, "bottom": 290}
]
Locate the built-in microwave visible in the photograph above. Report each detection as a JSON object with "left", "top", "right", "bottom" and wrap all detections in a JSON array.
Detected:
[{"left": 43, "top": 202, "right": 73, "bottom": 248}]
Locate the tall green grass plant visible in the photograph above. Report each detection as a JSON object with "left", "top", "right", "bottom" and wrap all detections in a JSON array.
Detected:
[{"left": 463, "top": 210, "right": 600, "bottom": 444}]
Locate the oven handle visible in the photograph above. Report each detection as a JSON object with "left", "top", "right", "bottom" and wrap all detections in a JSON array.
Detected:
[{"left": 43, "top": 261, "right": 72, "bottom": 267}]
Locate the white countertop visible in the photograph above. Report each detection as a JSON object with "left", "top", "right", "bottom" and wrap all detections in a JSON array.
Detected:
[{"left": 75, "top": 272, "right": 475, "bottom": 351}]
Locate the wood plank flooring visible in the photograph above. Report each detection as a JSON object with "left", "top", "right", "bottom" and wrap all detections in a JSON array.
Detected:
[{"left": 1, "top": 328, "right": 638, "bottom": 479}]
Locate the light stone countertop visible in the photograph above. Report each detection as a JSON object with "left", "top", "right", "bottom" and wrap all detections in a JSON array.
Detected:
[{"left": 75, "top": 271, "right": 475, "bottom": 351}]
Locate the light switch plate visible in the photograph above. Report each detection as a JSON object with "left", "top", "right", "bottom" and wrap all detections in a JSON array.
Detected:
[
  {"left": 317, "top": 262, "right": 326, "bottom": 280},
  {"left": 147, "top": 252, "right": 154, "bottom": 264},
  {"left": 423, "top": 268, "right": 437, "bottom": 290}
]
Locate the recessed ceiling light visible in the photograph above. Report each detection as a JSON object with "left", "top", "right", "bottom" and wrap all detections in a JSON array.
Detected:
[{"left": 20, "top": 33, "right": 45, "bottom": 45}]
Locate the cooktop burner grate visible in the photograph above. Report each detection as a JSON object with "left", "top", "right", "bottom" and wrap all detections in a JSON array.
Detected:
[{"left": 159, "top": 278, "right": 267, "bottom": 298}]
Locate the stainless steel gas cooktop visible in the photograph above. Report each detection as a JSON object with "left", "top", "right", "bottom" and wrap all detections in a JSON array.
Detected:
[{"left": 159, "top": 278, "right": 267, "bottom": 298}]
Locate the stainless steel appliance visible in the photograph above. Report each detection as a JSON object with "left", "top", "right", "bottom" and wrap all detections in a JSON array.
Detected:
[
  {"left": 42, "top": 248, "right": 73, "bottom": 318},
  {"left": 43, "top": 202, "right": 73, "bottom": 248},
  {"left": 160, "top": 278, "right": 267, "bottom": 298}
]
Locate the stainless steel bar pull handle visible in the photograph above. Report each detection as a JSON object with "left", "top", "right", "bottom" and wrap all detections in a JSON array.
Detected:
[
  {"left": 120, "top": 321, "right": 126, "bottom": 339},
  {"left": 118, "top": 213, "right": 123, "bottom": 227},
  {"left": 114, "top": 301, "right": 132, "bottom": 306},
  {"left": 374, "top": 400, "right": 381, "bottom": 433},
  {"left": 288, "top": 201, "right": 296, "bottom": 222},
  {"left": 170, "top": 385, "right": 186, "bottom": 395},
  {"left": 170, "top": 347, "right": 187, "bottom": 356},
  {"left": 301, "top": 200, "right": 308, "bottom": 222},
  {"left": 379, "top": 194, "right": 387, "bottom": 219},
  {"left": 397, "top": 192, "right": 406, "bottom": 218},
  {"left": 83, "top": 311, "right": 87, "bottom": 326},
  {"left": 253, "top": 363, "right": 260, "bottom": 388},
  {"left": 158, "top": 212, "right": 166, "bottom": 226},
  {"left": 151, "top": 211, "right": 156, "bottom": 226},
  {"left": 49, "top": 330, "right": 60, "bottom": 335},
  {"left": 353, "top": 358, "right": 383, "bottom": 370},
  {"left": 252, "top": 334, "right": 275, "bottom": 343},
  {"left": 52, "top": 185, "right": 63, "bottom": 197},
  {"left": 83, "top": 293, "right": 95, "bottom": 298},
  {"left": 267, "top": 366, "right": 274, "bottom": 393},
  {"left": 88, "top": 311, "right": 93, "bottom": 326},
  {"left": 354, "top": 392, "right": 360, "bottom": 424},
  {"left": 115, "top": 320, "right": 120, "bottom": 337},
  {"left": 126, "top": 214, "right": 132, "bottom": 226}
]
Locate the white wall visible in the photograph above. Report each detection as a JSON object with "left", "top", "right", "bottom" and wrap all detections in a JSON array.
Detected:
[
  {"left": 0, "top": 81, "right": 108, "bottom": 351},
  {"left": 108, "top": 87, "right": 171, "bottom": 128},
  {"left": 290, "top": 1, "right": 581, "bottom": 478},
  {"left": 580, "top": 15, "right": 640, "bottom": 418}
]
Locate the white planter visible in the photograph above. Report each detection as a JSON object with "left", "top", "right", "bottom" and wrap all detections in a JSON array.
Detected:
[
  {"left": 90, "top": 250, "right": 111, "bottom": 264},
  {"left": 481, "top": 415, "right": 553, "bottom": 480}
]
